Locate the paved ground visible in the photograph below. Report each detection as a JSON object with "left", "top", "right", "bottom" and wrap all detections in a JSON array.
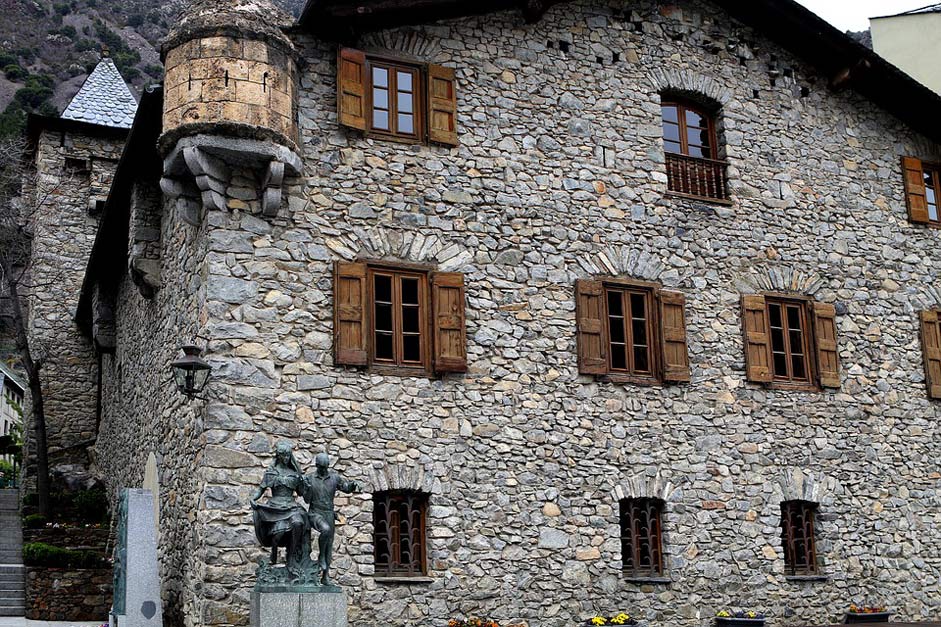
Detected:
[{"left": 0, "top": 620, "right": 104, "bottom": 627}]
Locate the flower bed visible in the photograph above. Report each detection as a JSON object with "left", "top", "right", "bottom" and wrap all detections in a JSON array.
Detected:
[
  {"left": 845, "top": 605, "right": 890, "bottom": 624},
  {"left": 585, "top": 613, "right": 638, "bottom": 625},
  {"left": 716, "top": 610, "right": 766, "bottom": 627}
]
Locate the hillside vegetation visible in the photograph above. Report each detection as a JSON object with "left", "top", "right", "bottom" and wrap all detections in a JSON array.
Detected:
[{"left": 0, "top": 0, "right": 305, "bottom": 138}]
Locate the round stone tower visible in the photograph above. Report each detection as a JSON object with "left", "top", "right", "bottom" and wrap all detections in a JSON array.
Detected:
[
  {"left": 158, "top": 0, "right": 302, "bottom": 218},
  {"left": 161, "top": 0, "right": 299, "bottom": 151}
]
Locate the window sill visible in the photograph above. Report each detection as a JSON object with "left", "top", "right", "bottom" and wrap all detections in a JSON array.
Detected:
[
  {"left": 665, "top": 191, "right": 734, "bottom": 206},
  {"left": 784, "top": 574, "right": 829, "bottom": 583},
  {"left": 599, "top": 374, "right": 663, "bottom": 387},
  {"left": 624, "top": 576, "right": 671, "bottom": 585},
  {"left": 373, "top": 576, "right": 434, "bottom": 584}
]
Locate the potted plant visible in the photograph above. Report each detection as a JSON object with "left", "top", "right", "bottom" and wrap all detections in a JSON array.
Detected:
[
  {"left": 449, "top": 619, "right": 499, "bottom": 627},
  {"left": 845, "top": 605, "right": 891, "bottom": 623},
  {"left": 583, "top": 613, "right": 638, "bottom": 626},
  {"left": 716, "top": 610, "right": 766, "bottom": 627}
]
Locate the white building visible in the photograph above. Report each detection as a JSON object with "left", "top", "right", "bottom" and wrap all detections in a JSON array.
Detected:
[
  {"left": 871, "top": 4, "right": 941, "bottom": 95},
  {"left": 0, "top": 362, "right": 24, "bottom": 460}
]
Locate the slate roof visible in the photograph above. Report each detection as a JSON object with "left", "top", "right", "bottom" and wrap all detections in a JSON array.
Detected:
[
  {"left": 0, "top": 362, "right": 25, "bottom": 395},
  {"left": 874, "top": 3, "right": 941, "bottom": 18},
  {"left": 61, "top": 57, "right": 138, "bottom": 129}
]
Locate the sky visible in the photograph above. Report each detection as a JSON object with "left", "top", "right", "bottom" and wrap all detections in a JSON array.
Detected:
[{"left": 793, "top": 0, "right": 936, "bottom": 31}]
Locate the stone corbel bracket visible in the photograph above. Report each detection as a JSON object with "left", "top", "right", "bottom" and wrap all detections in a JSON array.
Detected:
[{"left": 161, "top": 134, "right": 302, "bottom": 224}]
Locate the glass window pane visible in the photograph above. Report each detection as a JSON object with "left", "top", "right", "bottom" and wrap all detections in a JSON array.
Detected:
[
  {"left": 609, "top": 316, "right": 625, "bottom": 344},
  {"left": 687, "top": 145, "right": 706, "bottom": 158},
  {"left": 373, "top": 110, "right": 389, "bottom": 130},
  {"left": 373, "top": 67, "right": 388, "bottom": 88},
  {"left": 664, "top": 141, "right": 682, "bottom": 154},
  {"left": 634, "top": 346, "right": 649, "bottom": 373},
  {"left": 685, "top": 108, "right": 706, "bottom": 128},
  {"left": 773, "top": 352, "right": 788, "bottom": 377},
  {"left": 789, "top": 330, "right": 804, "bottom": 354},
  {"left": 688, "top": 128, "right": 710, "bottom": 149},
  {"left": 398, "top": 92, "right": 413, "bottom": 114},
  {"left": 401, "top": 278, "right": 419, "bottom": 304},
  {"left": 771, "top": 328, "right": 785, "bottom": 353},
  {"left": 398, "top": 113, "right": 414, "bottom": 134},
  {"left": 375, "top": 275, "right": 392, "bottom": 303},
  {"left": 607, "top": 291, "right": 623, "bottom": 317},
  {"left": 930, "top": 204, "right": 939, "bottom": 222},
  {"left": 403, "top": 335, "right": 421, "bottom": 363},
  {"left": 792, "top": 355, "right": 807, "bottom": 380},
  {"left": 611, "top": 345, "right": 627, "bottom": 370},
  {"left": 769, "top": 304, "right": 782, "bottom": 328},
  {"left": 630, "top": 294, "right": 647, "bottom": 319},
  {"left": 375, "top": 303, "right": 393, "bottom": 332},
  {"left": 397, "top": 71, "right": 413, "bottom": 92},
  {"left": 402, "top": 306, "right": 420, "bottom": 333},
  {"left": 632, "top": 319, "right": 647, "bottom": 349},
  {"left": 376, "top": 332, "right": 394, "bottom": 360},
  {"left": 373, "top": 88, "right": 388, "bottom": 110},
  {"left": 927, "top": 185, "right": 936, "bottom": 206},
  {"left": 786, "top": 306, "right": 803, "bottom": 331},
  {"left": 663, "top": 122, "right": 680, "bottom": 142},
  {"left": 924, "top": 171, "right": 935, "bottom": 190},
  {"left": 661, "top": 105, "right": 678, "bottom": 123}
]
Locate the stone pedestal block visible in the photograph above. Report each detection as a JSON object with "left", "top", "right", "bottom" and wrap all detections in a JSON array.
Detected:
[
  {"left": 251, "top": 591, "right": 347, "bottom": 627},
  {"left": 110, "top": 489, "right": 163, "bottom": 627}
]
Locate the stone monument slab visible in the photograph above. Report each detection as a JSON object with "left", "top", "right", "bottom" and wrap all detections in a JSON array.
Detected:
[
  {"left": 250, "top": 591, "right": 347, "bottom": 627},
  {"left": 111, "top": 489, "right": 163, "bottom": 627}
]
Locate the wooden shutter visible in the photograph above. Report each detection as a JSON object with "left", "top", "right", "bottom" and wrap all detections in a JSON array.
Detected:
[
  {"left": 576, "top": 279, "right": 607, "bottom": 375},
  {"left": 337, "top": 47, "right": 367, "bottom": 131},
  {"left": 659, "top": 290, "right": 690, "bottom": 382},
  {"left": 902, "top": 157, "right": 930, "bottom": 224},
  {"left": 334, "top": 261, "right": 368, "bottom": 366},
  {"left": 431, "top": 272, "right": 467, "bottom": 373},
  {"left": 427, "top": 64, "right": 458, "bottom": 146},
  {"left": 741, "top": 295, "right": 772, "bottom": 383},
  {"left": 812, "top": 302, "right": 840, "bottom": 389},
  {"left": 920, "top": 310, "right": 941, "bottom": 400}
]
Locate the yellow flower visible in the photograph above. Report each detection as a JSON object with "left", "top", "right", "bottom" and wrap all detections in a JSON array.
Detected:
[
  {"left": 718, "top": 611, "right": 731, "bottom": 618},
  {"left": 592, "top": 618, "right": 608, "bottom": 625}
]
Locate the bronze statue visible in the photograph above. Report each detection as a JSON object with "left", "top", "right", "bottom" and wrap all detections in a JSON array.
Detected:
[
  {"left": 303, "top": 452, "right": 362, "bottom": 586},
  {"left": 250, "top": 442, "right": 313, "bottom": 579}
]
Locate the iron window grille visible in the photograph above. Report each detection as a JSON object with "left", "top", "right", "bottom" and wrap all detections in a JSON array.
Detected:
[
  {"left": 619, "top": 497, "right": 665, "bottom": 577},
  {"left": 781, "top": 500, "right": 818, "bottom": 575},
  {"left": 373, "top": 490, "right": 428, "bottom": 577}
]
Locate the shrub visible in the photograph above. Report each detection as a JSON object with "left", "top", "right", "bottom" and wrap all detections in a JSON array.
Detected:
[
  {"left": 0, "top": 52, "right": 17, "bottom": 67},
  {"left": 22, "top": 543, "right": 107, "bottom": 569},
  {"left": 3, "top": 64, "right": 27, "bottom": 81},
  {"left": 73, "top": 488, "right": 109, "bottom": 523},
  {"left": 23, "top": 513, "right": 47, "bottom": 529}
]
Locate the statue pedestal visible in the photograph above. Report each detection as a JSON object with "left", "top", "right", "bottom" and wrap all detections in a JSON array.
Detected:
[{"left": 251, "top": 591, "right": 347, "bottom": 627}]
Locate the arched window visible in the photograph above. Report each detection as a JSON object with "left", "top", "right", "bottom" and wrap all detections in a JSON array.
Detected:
[
  {"left": 780, "top": 500, "right": 818, "bottom": 575},
  {"left": 661, "top": 99, "right": 728, "bottom": 201},
  {"left": 373, "top": 490, "right": 428, "bottom": 577},
  {"left": 619, "top": 497, "right": 665, "bottom": 577}
]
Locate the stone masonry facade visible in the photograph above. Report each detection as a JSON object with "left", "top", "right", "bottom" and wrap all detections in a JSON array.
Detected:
[{"left": 51, "top": 0, "right": 941, "bottom": 626}]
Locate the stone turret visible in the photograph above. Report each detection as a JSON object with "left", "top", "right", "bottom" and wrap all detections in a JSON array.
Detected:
[{"left": 159, "top": 0, "right": 302, "bottom": 219}]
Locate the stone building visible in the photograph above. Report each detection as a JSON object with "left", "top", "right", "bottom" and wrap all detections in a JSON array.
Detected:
[{"left": 24, "top": 0, "right": 941, "bottom": 626}]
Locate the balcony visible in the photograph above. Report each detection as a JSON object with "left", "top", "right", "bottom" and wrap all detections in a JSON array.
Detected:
[{"left": 665, "top": 152, "right": 730, "bottom": 203}]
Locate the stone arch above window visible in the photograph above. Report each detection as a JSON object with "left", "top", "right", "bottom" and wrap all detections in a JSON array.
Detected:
[
  {"left": 326, "top": 227, "right": 472, "bottom": 272},
  {"left": 611, "top": 469, "right": 682, "bottom": 504},
  {"left": 648, "top": 68, "right": 734, "bottom": 107},
  {"left": 360, "top": 29, "right": 443, "bottom": 63},
  {"left": 771, "top": 468, "right": 841, "bottom": 507},
  {"left": 735, "top": 266, "right": 826, "bottom": 298},
  {"left": 365, "top": 461, "right": 437, "bottom": 495}
]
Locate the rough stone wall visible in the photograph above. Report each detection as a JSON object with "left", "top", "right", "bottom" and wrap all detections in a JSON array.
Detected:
[
  {"left": 163, "top": 36, "right": 299, "bottom": 148},
  {"left": 26, "top": 129, "right": 123, "bottom": 469},
  {"left": 92, "top": 184, "right": 210, "bottom": 627},
  {"left": 107, "top": 0, "right": 941, "bottom": 626},
  {"left": 25, "top": 566, "right": 112, "bottom": 621}
]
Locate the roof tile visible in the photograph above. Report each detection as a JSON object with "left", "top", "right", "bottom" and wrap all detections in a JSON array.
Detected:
[{"left": 61, "top": 57, "right": 138, "bottom": 129}]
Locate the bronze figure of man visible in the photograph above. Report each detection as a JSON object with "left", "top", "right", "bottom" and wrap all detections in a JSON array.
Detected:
[{"left": 303, "top": 452, "right": 361, "bottom": 585}]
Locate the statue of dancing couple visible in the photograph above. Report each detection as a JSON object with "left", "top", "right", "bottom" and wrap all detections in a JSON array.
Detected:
[{"left": 250, "top": 442, "right": 362, "bottom": 587}]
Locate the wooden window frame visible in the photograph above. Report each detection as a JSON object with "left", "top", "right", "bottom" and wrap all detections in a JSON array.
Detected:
[
  {"left": 601, "top": 279, "right": 661, "bottom": 386},
  {"left": 764, "top": 293, "right": 819, "bottom": 392},
  {"left": 923, "top": 161, "right": 941, "bottom": 228},
  {"left": 365, "top": 55, "right": 425, "bottom": 144},
  {"left": 366, "top": 262, "right": 432, "bottom": 376},
  {"left": 373, "top": 490, "right": 429, "bottom": 578},
  {"left": 619, "top": 497, "right": 665, "bottom": 578},
  {"left": 661, "top": 100, "right": 719, "bottom": 160},
  {"left": 781, "top": 500, "right": 819, "bottom": 576}
]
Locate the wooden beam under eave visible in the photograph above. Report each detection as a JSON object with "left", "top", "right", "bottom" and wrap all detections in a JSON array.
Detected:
[{"left": 830, "top": 59, "right": 871, "bottom": 90}]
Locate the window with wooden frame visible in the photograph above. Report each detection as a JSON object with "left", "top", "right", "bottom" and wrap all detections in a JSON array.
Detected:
[
  {"left": 334, "top": 261, "right": 467, "bottom": 376},
  {"left": 619, "top": 498, "right": 665, "bottom": 578},
  {"left": 661, "top": 99, "right": 729, "bottom": 202},
  {"left": 919, "top": 310, "right": 941, "bottom": 400},
  {"left": 741, "top": 294, "right": 840, "bottom": 390},
  {"left": 373, "top": 490, "right": 428, "bottom": 578},
  {"left": 780, "top": 500, "right": 818, "bottom": 576},
  {"left": 902, "top": 157, "right": 941, "bottom": 227},
  {"left": 575, "top": 279, "right": 690, "bottom": 384},
  {"left": 337, "top": 47, "right": 458, "bottom": 146}
]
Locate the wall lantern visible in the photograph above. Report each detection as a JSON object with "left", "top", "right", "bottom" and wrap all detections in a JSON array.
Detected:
[{"left": 170, "top": 345, "right": 211, "bottom": 398}]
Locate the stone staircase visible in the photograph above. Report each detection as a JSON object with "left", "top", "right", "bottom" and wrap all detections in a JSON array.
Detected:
[{"left": 0, "top": 489, "right": 25, "bottom": 617}]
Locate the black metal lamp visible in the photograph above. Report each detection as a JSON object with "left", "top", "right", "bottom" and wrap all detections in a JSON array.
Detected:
[{"left": 170, "top": 345, "right": 211, "bottom": 397}]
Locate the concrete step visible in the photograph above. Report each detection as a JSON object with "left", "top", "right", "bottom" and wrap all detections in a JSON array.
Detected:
[
  {"left": 0, "top": 583, "right": 24, "bottom": 593},
  {"left": 0, "top": 590, "right": 24, "bottom": 602},
  {"left": 0, "top": 607, "right": 25, "bottom": 617},
  {"left": 0, "top": 567, "right": 23, "bottom": 575}
]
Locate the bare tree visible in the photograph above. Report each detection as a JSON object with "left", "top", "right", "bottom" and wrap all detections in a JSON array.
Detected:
[{"left": 0, "top": 136, "right": 58, "bottom": 516}]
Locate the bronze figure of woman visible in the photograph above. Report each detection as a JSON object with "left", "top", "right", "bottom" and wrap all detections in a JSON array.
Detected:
[{"left": 250, "top": 442, "right": 312, "bottom": 576}]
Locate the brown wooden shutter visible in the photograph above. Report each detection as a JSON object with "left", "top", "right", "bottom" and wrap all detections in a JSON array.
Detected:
[
  {"left": 920, "top": 310, "right": 941, "bottom": 400},
  {"left": 659, "top": 290, "right": 690, "bottom": 382},
  {"left": 812, "top": 302, "right": 840, "bottom": 389},
  {"left": 427, "top": 64, "right": 458, "bottom": 146},
  {"left": 431, "top": 272, "right": 467, "bottom": 373},
  {"left": 741, "top": 294, "right": 773, "bottom": 383},
  {"left": 902, "top": 157, "right": 930, "bottom": 224},
  {"left": 334, "top": 261, "right": 368, "bottom": 366},
  {"left": 337, "top": 47, "right": 367, "bottom": 131},
  {"left": 576, "top": 280, "right": 608, "bottom": 375}
]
